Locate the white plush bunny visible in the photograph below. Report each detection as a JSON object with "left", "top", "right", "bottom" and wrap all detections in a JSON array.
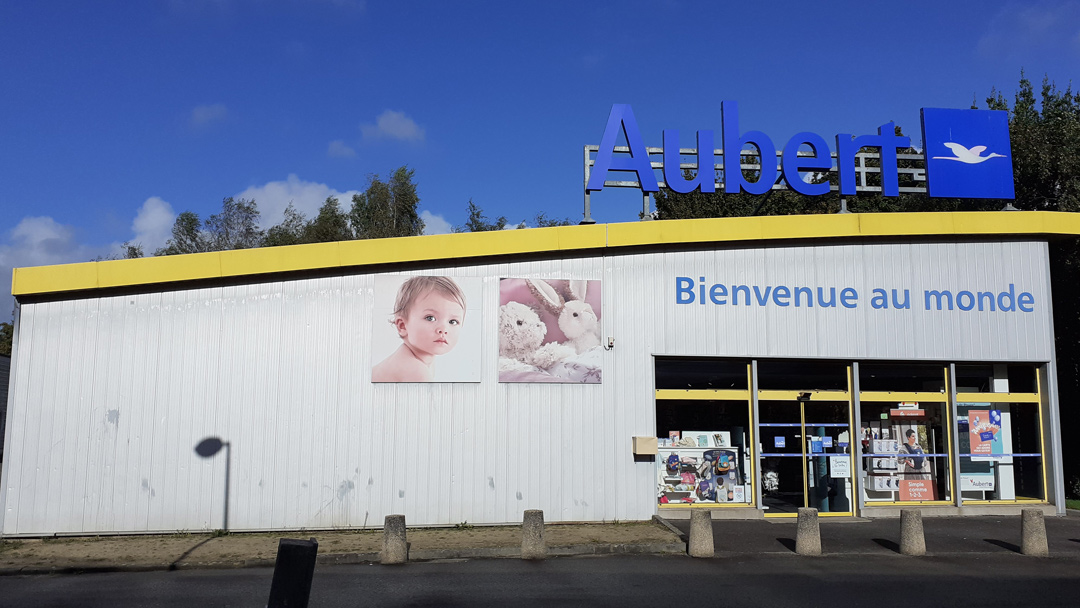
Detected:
[
  {"left": 498, "top": 301, "right": 576, "bottom": 372},
  {"left": 527, "top": 279, "right": 601, "bottom": 354}
]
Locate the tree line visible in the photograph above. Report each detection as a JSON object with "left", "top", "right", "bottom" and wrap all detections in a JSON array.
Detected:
[
  {"left": 127, "top": 166, "right": 572, "bottom": 259},
  {"left": 152, "top": 166, "right": 425, "bottom": 256}
]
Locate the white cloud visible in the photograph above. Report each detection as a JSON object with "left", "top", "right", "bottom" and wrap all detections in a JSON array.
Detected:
[
  {"left": 420, "top": 210, "right": 452, "bottom": 235},
  {"left": 131, "top": 197, "right": 177, "bottom": 252},
  {"left": 0, "top": 216, "right": 114, "bottom": 314},
  {"left": 327, "top": 139, "right": 357, "bottom": 158},
  {"left": 190, "top": 103, "right": 228, "bottom": 128},
  {"left": 360, "top": 110, "right": 425, "bottom": 142},
  {"left": 233, "top": 174, "right": 361, "bottom": 227},
  {"left": 977, "top": 1, "right": 1080, "bottom": 58}
]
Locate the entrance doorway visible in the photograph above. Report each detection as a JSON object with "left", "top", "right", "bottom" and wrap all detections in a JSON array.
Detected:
[{"left": 758, "top": 398, "right": 854, "bottom": 516}]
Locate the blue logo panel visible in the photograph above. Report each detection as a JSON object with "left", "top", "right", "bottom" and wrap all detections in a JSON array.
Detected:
[{"left": 921, "top": 108, "right": 1015, "bottom": 199}]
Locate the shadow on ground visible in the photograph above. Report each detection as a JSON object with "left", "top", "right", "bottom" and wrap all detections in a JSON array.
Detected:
[
  {"left": 983, "top": 539, "right": 1020, "bottom": 553},
  {"left": 169, "top": 538, "right": 216, "bottom": 570},
  {"left": 872, "top": 538, "right": 900, "bottom": 553}
]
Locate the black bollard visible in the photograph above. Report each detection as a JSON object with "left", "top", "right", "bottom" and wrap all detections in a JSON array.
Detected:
[{"left": 267, "top": 537, "right": 319, "bottom": 608}]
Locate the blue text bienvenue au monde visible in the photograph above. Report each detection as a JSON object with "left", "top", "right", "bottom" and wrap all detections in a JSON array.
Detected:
[{"left": 675, "top": 277, "right": 1034, "bottom": 312}]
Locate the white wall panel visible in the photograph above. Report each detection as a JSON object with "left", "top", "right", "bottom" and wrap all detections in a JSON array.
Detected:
[
  {"left": 640, "top": 241, "right": 1052, "bottom": 361},
  {"left": 0, "top": 239, "right": 1056, "bottom": 534}
]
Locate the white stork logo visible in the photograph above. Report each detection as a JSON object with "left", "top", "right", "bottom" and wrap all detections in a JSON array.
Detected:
[{"left": 932, "top": 142, "right": 1007, "bottom": 164}]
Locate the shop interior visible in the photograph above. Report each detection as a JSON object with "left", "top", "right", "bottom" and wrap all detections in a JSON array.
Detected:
[{"left": 655, "top": 358, "right": 1048, "bottom": 515}]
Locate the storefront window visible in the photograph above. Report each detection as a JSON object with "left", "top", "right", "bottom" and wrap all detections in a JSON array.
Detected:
[
  {"left": 757, "top": 360, "right": 847, "bottom": 391},
  {"left": 955, "top": 364, "right": 1037, "bottom": 393},
  {"left": 860, "top": 402, "right": 951, "bottom": 503},
  {"left": 655, "top": 358, "right": 748, "bottom": 390},
  {"left": 957, "top": 402, "right": 1044, "bottom": 502},
  {"left": 859, "top": 363, "right": 947, "bottom": 393},
  {"left": 759, "top": 399, "right": 853, "bottom": 515},
  {"left": 656, "top": 400, "right": 753, "bottom": 506}
]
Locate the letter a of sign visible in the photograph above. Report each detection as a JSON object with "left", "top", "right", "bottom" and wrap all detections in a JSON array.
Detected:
[{"left": 586, "top": 104, "right": 659, "bottom": 192}]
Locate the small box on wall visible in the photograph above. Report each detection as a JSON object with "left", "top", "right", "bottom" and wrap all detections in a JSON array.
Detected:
[{"left": 632, "top": 436, "right": 658, "bottom": 455}]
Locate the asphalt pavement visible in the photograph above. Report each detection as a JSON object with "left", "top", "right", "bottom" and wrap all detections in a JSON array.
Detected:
[
  {"left": 2, "top": 553, "right": 1080, "bottom": 607},
  {"left": 663, "top": 512, "right": 1080, "bottom": 556},
  {"left": 2, "top": 513, "right": 1080, "bottom": 606}
]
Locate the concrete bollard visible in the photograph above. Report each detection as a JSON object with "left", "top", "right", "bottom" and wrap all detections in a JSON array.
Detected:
[
  {"left": 382, "top": 514, "right": 408, "bottom": 564},
  {"left": 899, "top": 509, "right": 926, "bottom": 556},
  {"left": 688, "top": 509, "right": 715, "bottom": 558},
  {"left": 1021, "top": 508, "right": 1049, "bottom": 556},
  {"left": 795, "top": 507, "right": 821, "bottom": 556},
  {"left": 521, "top": 509, "right": 546, "bottom": 559},
  {"left": 267, "top": 537, "right": 319, "bottom": 608}
]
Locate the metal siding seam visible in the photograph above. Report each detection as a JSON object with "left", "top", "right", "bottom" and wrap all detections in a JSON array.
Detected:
[
  {"left": 57, "top": 300, "right": 80, "bottom": 531},
  {"left": 38, "top": 301, "right": 62, "bottom": 532},
  {"left": 72, "top": 299, "right": 98, "bottom": 533}
]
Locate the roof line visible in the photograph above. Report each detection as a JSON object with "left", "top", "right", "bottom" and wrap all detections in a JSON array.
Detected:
[{"left": 12, "top": 211, "right": 1080, "bottom": 297}]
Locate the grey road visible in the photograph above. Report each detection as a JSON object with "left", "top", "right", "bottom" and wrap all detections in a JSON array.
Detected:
[{"left": 2, "top": 553, "right": 1080, "bottom": 607}]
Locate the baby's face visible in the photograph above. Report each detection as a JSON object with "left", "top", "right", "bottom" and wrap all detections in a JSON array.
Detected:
[{"left": 398, "top": 290, "right": 464, "bottom": 357}]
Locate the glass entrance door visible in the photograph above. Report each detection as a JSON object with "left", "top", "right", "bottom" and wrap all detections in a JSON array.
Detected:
[{"left": 759, "top": 399, "right": 853, "bottom": 516}]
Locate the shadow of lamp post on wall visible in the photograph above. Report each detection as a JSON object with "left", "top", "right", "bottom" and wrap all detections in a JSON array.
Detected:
[{"left": 195, "top": 436, "right": 231, "bottom": 531}]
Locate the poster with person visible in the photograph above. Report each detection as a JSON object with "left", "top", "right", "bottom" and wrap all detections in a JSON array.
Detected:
[{"left": 371, "top": 275, "right": 483, "bottom": 382}]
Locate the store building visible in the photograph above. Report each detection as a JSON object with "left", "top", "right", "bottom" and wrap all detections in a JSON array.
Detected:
[{"left": 1, "top": 211, "right": 1075, "bottom": 536}]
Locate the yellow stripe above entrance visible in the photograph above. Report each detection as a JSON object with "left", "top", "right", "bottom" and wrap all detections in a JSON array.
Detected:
[
  {"left": 955, "top": 392, "right": 1040, "bottom": 404},
  {"left": 12, "top": 210, "right": 1080, "bottom": 297},
  {"left": 859, "top": 391, "right": 948, "bottom": 403},
  {"left": 655, "top": 389, "right": 750, "bottom": 401}
]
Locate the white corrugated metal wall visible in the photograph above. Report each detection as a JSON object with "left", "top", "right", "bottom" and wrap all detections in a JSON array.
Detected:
[{"left": 0, "top": 239, "right": 1057, "bottom": 534}]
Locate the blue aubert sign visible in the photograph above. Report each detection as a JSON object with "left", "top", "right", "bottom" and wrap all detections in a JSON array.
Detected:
[{"left": 586, "top": 103, "right": 1015, "bottom": 200}]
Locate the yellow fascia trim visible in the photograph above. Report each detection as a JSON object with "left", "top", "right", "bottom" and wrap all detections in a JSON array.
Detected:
[
  {"left": 757, "top": 389, "right": 849, "bottom": 401},
  {"left": 655, "top": 389, "right": 750, "bottom": 401},
  {"left": 858, "top": 391, "right": 948, "bottom": 403},
  {"left": 13, "top": 210, "right": 1080, "bottom": 297},
  {"left": 956, "top": 392, "right": 1040, "bottom": 404}
]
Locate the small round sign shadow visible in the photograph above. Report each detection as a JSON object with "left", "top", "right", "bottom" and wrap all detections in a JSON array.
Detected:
[{"left": 195, "top": 437, "right": 224, "bottom": 458}]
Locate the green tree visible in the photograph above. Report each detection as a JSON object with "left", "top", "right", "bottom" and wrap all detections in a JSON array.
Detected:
[
  {"left": 987, "top": 75, "right": 1080, "bottom": 213},
  {"left": 454, "top": 199, "right": 510, "bottom": 232},
  {"left": 121, "top": 242, "right": 144, "bottom": 259},
  {"left": 262, "top": 203, "right": 308, "bottom": 247},
  {"left": 155, "top": 211, "right": 209, "bottom": 256},
  {"left": 454, "top": 200, "right": 574, "bottom": 232},
  {"left": 205, "top": 197, "right": 264, "bottom": 250},
  {"left": 529, "top": 212, "right": 574, "bottom": 228},
  {"left": 92, "top": 241, "right": 144, "bottom": 262},
  {"left": 155, "top": 197, "right": 265, "bottom": 255},
  {"left": 304, "top": 196, "right": 353, "bottom": 243},
  {"left": 985, "top": 74, "right": 1080, "bottom": 495},
  {"left": 0, "top": 320, "right": 12, "bottom": 357},
  {"left": 350, "top": 166, "right": 425, "bottom": 239}
]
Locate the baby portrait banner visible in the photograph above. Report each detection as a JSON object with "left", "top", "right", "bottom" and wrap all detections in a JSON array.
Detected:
[
  {"left": 371, "top": 275, "right": 483, "bottom": 383},
  {"left": 498, "top": 278, "right": 602, "bottom": 383}
]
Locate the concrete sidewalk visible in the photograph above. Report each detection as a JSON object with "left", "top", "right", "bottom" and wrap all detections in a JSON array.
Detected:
[
  {"left": 0, "top": 519, "right": 685, "bottom": 575},
  {"left": 2, "top": 512, "right": 1079, "bottom": 575},
  {"left": 663, "top": 511, "right": 1080, "bottom": 556}
]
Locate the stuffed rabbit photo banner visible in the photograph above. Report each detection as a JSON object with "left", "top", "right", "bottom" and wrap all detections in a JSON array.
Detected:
[{"left": 498, "top": 278, "right": 603, "bottom": 384}]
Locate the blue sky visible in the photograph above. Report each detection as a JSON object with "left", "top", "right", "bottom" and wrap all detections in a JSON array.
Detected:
[{"left": 3, "top": 0, "right": 1080, "bottom": 314}]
